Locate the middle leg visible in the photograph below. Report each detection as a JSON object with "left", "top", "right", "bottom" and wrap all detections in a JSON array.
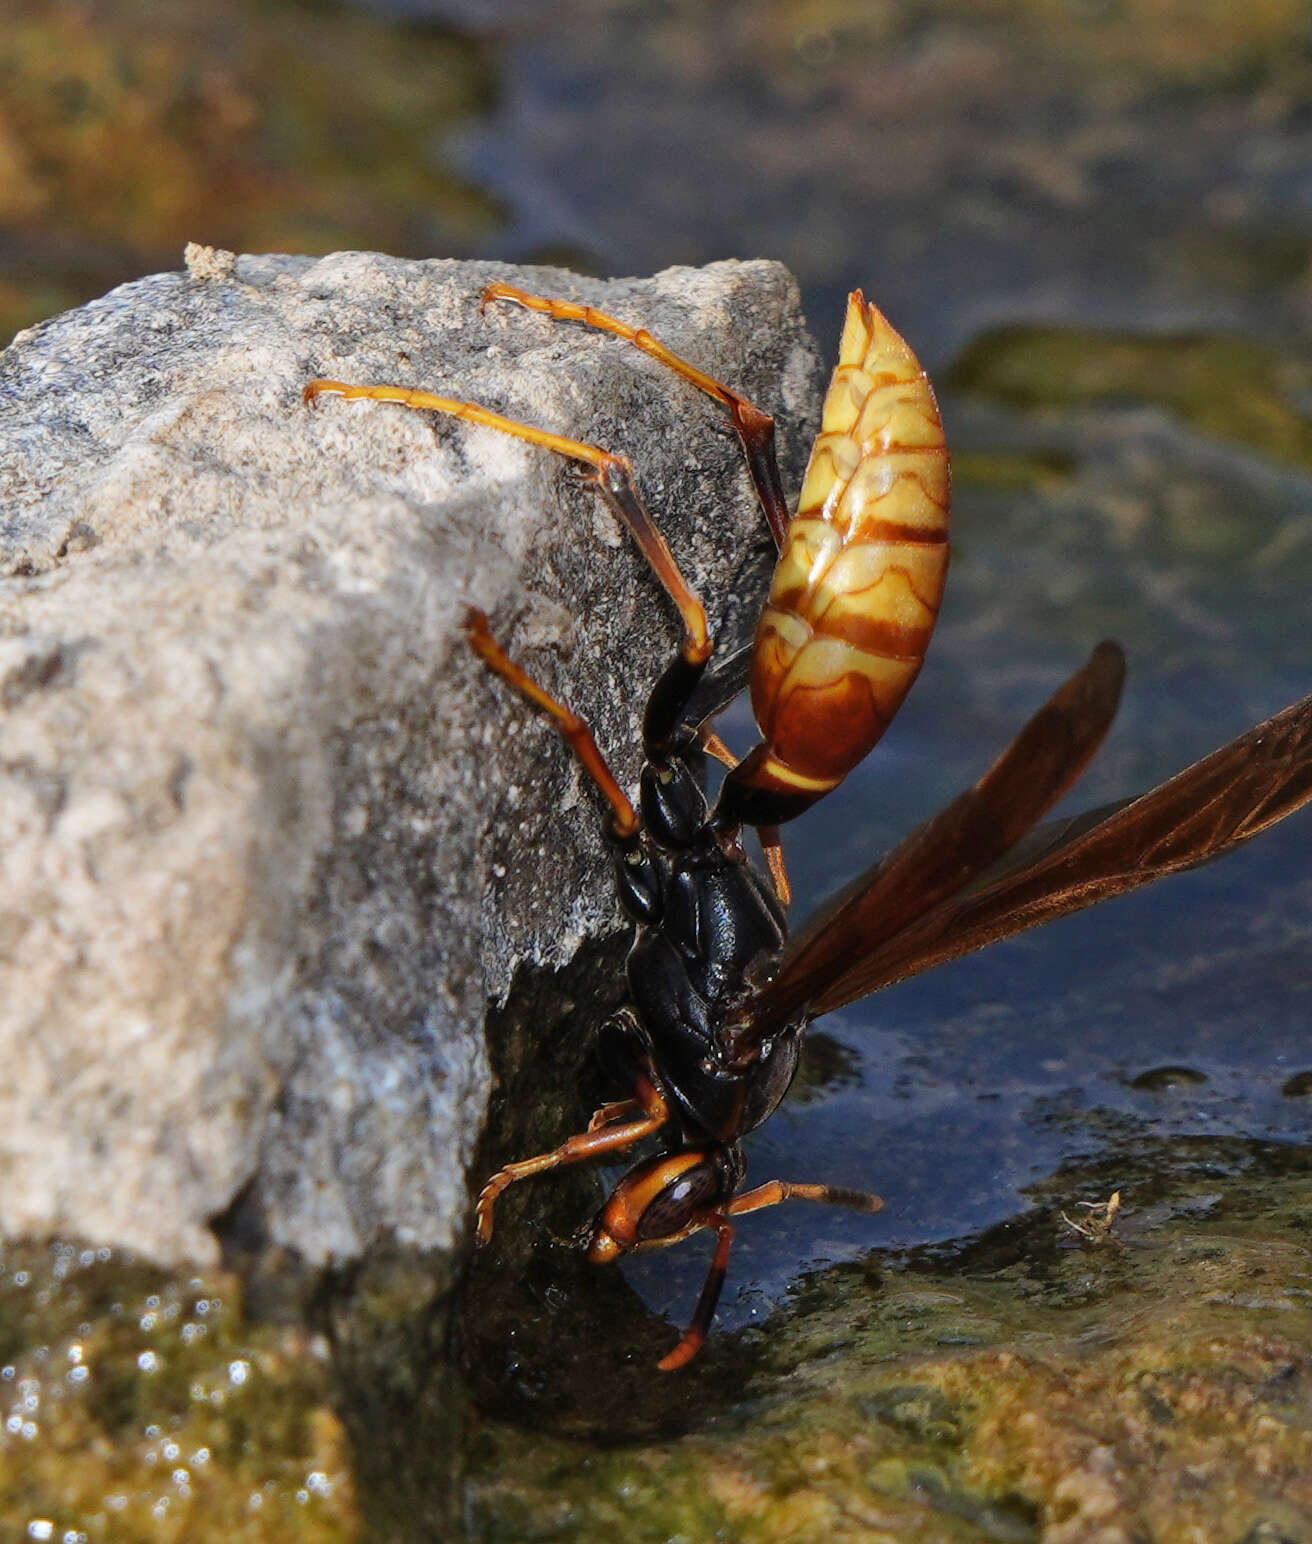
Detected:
[{"left": 304, "top": 377, "right": 713, "bottom": 675}]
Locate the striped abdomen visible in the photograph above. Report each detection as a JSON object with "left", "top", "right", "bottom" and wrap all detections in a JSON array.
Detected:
[{"left": 746, "top": 291, "right": 949, "bottom": 804}]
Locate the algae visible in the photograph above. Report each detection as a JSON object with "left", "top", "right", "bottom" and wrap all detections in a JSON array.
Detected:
[
  {"left": 464, "top": 1143, "right": 1312, "bottom": 1542},
  {"left": 0, "top": 1241, "right": 359, "bottom": 1542}
]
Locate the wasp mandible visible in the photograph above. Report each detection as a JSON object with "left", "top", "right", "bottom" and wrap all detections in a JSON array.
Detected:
[{"left": 306, "top": 281, "right": 1312, "bottom": 1370}]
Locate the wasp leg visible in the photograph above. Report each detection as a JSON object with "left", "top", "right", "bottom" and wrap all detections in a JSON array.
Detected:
[
  {"left": 699, "top": 728, "right": 736, "bottom": 770},
  {"left": 304, "top": 378, "right": 713, "bottom": 676},
  {"left": 658, "top": 1217, "right": 734, "bottom": 1372},
  {"left": 654, "top": 1180, "right": 882, "bottom": 1372},
  {"left": 586, "top": 1098, "right": 642, "bottom": 1133},
  {"left": 463, "top": 607, "right": 639, "bottom": 839},
  {"left": 482, "top": 282, "right": 792, "bottom": 552},
  {"left": 305, "top": 378, "right": 614, "bottom": 466},
  {"left": 475, "top": 1081, "right": 670, "bottom": 1246},
  {"left": 700, "top": 729, "right": 791, "bottom": 907},
  {"left": 727, "top": 1179, "right": 884, "bottom": 1216}
]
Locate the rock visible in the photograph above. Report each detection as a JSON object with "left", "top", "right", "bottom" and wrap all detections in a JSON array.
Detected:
[
  {"left": 466, "top": 1143, "right": 1312, "bottom": 1539},
  {"left": 0, "top": 250, "right": 822, "bottom": 1269}
]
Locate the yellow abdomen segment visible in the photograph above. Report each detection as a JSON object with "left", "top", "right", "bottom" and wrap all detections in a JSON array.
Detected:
[{"left": 751, "top": 291, "right": 949, "bottom": 790}]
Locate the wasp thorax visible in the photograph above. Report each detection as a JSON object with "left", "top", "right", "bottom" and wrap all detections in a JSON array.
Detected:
[{"left": 640, "top": 759, "right": 708, "bottom": 849}]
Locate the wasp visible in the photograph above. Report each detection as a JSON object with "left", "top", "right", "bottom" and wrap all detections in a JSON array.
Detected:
[{"left": 306, "top": 282, "right": 1312, "bottom": 1370}]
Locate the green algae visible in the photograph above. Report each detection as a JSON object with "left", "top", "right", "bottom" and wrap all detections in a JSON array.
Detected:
[
  {"left": 0, "top": 1240, "right": 359, "bottom": 1543},
  {"left": 464, "top": 1143, "right": 1312, "bottom": 1542},
  {"left": 950, "top": 327, "right": 1312, "bottom": 475}
]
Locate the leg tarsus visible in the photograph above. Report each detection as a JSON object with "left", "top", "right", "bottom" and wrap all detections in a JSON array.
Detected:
[
  {"left": 658, "top": 1217, "right": 734, "bottom": 1372},
  {"left": 305, "top": 378, "right": 624, "bottom": 471},
  {"left": 475, "top": 1081, "right": 670, "bottom": 1245}
]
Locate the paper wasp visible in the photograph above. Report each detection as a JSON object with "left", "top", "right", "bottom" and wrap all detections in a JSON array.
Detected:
[{"left": 306, "top": 281, "right": 1312, "bottom": 1370}]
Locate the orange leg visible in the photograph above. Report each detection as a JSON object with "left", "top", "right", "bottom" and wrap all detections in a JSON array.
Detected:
[
  {"left": 463, "top": 607, "right": 638, "bottom": 840},
  {"left": 699, "top": 729, "right": 736, "bottom": 770},
  {"left": 586, "top": 1098, "right": 642, "bottom": 1133},
  {"left": 657, "top": 1177, "right": 882, "bottom": 1372},
  {"left": 475, "top": 1082, "right": 670, "bottom": 1246},
  {"left": 482, "top": 282, "right": 792, "bottom": 552},
  {"left": 304, "top": 377, "right": 711, "bottom": 670},
  {"left": 658, "top": 1217, "right": 735, "bottom": 1372},
  {"left": 727, "top": 1179, "right": 883, "bottom": 1217}
]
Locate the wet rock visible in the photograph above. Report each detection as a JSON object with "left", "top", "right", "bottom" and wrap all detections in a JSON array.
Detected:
[
  {"left": 467, "top": 1143, "right": 1312, "bottom": 1543},
  {"left": 0, "top": 249, "right": 822, "bottom": 1270},
  {"left": 0, "top": 1239, "right": 359, "bottom": 1541}
]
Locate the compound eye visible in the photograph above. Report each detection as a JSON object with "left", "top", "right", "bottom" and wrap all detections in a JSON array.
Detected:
[{"left": 636, "top": 1162, "right": 722, "bottom": 1241}]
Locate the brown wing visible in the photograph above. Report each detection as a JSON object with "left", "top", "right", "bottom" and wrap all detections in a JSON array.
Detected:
[
  {"left": 728, "top": 641, "right": 1126, "bottom": 1056},
  {"left": 805, "top": 687, "right": 1312, "bottom": 1015}
]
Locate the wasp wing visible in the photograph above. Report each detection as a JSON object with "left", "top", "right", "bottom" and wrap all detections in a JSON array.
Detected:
[
  {"left": 729, "top": 641, "right": 1127, "bottom": 1053},
  {"left": 803, "top": 687, "right": 1312, "bottom": 1015}
]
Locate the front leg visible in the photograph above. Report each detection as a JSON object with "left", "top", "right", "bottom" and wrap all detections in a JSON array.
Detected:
[{"left": 475, "top": 1077, "right": 669, "bottom": 1244}]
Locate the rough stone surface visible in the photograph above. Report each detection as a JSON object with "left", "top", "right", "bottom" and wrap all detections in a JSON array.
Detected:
[{"left": 0, "top": 249, "right": 822, "bottom": 1268}]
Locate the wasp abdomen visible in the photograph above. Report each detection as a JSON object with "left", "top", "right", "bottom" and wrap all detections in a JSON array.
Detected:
[{"left": 749, "top": 291, "right": 949, "bottom": 796}]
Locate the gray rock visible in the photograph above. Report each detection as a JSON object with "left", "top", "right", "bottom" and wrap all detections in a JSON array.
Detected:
[{"left": 0, "top": 249, "right": 822, "bottom": 1268}]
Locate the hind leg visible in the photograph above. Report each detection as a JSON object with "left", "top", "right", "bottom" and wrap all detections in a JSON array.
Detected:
[{"left": 482, "top": 282, "right": 791, "bottom": 551}]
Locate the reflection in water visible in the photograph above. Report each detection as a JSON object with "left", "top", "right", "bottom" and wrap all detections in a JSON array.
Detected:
[{"left": 1130, "top": 1064, "right": 1208, "bottom": 1091}]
